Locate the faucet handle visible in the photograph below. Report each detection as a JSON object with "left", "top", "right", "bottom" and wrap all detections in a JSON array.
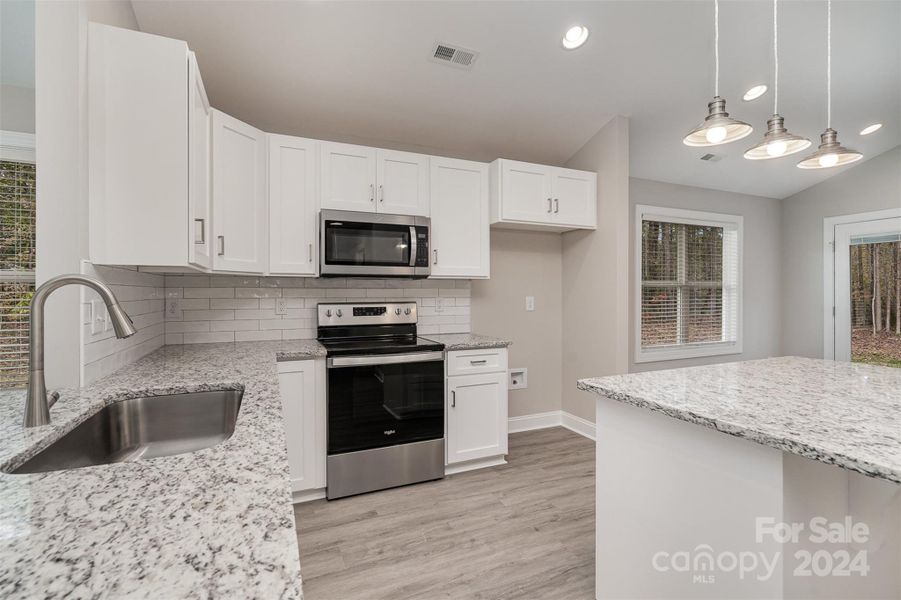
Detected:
[{"left": 48, "top": 391, "right": 59, "bottom": 408}]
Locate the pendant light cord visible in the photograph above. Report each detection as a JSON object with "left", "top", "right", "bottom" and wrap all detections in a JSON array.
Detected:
[
  {"left": 827, "top": 0, "right": 832, "bottom": 128},
  {"left": 714, "top": 0, "right": 719, "bottom": 97},
  {"left": 773, "top": 0, "right": 779, "bottom": 115}
]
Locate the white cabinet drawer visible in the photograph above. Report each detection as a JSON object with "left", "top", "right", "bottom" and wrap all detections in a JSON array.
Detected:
[{"left": 447, "top": 348, "right": 507, "bottom": 376}]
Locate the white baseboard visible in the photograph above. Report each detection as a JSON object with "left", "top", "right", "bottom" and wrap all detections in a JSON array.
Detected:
[
  {"left": 445, "top": 455, "right": 507, "bottom": 475},
  {"left": 508, "top": 410, "right": 596, "bottom": 441},
  {"left": 508, "top": 410, "right": 562, "bottom": 433},
  {"left": 561, "top": 411, "right": 596, "bottom": 441},
  {"left": 292, "top": 488, "right": 326, "bottom": 504}
]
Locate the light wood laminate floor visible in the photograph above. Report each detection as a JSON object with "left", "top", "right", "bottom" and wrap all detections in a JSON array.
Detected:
[{"left": 294, "top": 427, "right": 595, "bottom": 600}]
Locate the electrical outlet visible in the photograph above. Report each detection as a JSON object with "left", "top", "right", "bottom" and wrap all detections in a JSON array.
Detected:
[
  {"left": 275, "top": 298, "right": 288, "bottom": 315},
  {"left": 436, "top": 297, "right": 450, "bottom": 313},
  {"left": 525, "top": 296, "right": 535, "bottom": 311},
  {"left": 166, "top": 298, "right": 180, "bottom": 318}
]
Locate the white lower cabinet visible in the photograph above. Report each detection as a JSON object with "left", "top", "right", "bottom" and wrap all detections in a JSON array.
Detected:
[
  {"left": 446, "top": 349, "right": 509, "bottom": 465},
  {"left": 277, "top": 359, "right": 326, "bottom": 495}
]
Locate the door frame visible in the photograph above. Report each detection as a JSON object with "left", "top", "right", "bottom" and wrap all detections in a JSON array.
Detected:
[{"left": 823, "top": 208, "right": 901, "bottom": 360}]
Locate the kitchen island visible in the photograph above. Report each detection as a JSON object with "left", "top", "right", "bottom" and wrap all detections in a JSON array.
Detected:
[
  {"left": 579, "top": 357, "right": 901, "bottom": 600},
  {"left": 0, "top": 340, "right": 325, "bottom": 599}
]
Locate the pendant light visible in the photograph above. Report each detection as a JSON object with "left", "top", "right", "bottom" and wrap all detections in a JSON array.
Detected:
[
  {"left": 797, "top": 0, "right": 862, "bottom": 169},
  {"left": 744, "top": 0, "right": 810, "bottom": 159},
  {"left": 683, "top": 0, "right": 753, "bottom": 147}
]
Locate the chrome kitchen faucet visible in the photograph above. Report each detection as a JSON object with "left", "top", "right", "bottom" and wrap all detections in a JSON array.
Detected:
[{"left": 23, "top": 275, "right": 137, "bottom": 427}]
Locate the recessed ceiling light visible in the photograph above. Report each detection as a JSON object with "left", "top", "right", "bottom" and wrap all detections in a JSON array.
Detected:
[
  {"left": 742, "top": 85, "right": 768, "bottom": 101},
  {"left": 859, "top": 123, "right": 882, "bottom": 135},
  {"left": 562, "top": 25, "right": 589, "bottom": 50}
]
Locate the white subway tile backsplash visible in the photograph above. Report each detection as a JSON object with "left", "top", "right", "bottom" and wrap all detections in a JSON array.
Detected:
[
  {"left": 184, "top": 331, "right": 235, "bottom": 344},
  {"left": 184, "top": 287, "right": 235, "bottom": 299},
  {"left": 158, "top": 275, "right": 471, "bottom": 346},
  {"left": 235, "top": 330, "right": 283, "bottom": 342},
  {"left": 81, "top": 263, "right": 165, "bottom": 385}
]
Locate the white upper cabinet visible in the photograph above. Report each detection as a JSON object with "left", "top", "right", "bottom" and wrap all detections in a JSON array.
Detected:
[
  {"left": 429, "top": 157, "right": 489, "bottom": 278},
  {"left": 88, "top": 23, "right": 208, "bottom": 270},
  {"left": 489, "top": 159, "right": 597, "bottom": 232},
  {"left": 320, "top": 141, "right": 377, "bottom": 212},
  {"left": 321, "top": 142, "right": 429, "bottom": 216},
  {"left": 211, "top": 109, "right": 268, "bottom": 273},
  {"left": 188, "top": 52, "right": 212, "bottom": 270},
  {"left": 269, "top": 135, "right": 319, "bottom": 276},
  {"left": 376, "top": 149, "right": 430, "bottom": 216},
  {"left": 551, "top": 167, "right": 596, "bottom": 228}
]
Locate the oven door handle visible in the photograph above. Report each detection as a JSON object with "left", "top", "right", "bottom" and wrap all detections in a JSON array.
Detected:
[{"left": 327, "top": 351, "right": 444, "bottom": 368}]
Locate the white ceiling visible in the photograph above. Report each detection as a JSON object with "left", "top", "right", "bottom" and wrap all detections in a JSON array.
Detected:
[{"left": 132, "top": 0, "right": 900, "bottom": 199}]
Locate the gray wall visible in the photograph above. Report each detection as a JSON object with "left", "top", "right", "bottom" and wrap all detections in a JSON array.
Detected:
[
  {"left": 781, "top": 145, "right": 901, "bottom": 358},
  {"left": 629, "top": 178, "right": 783, "bottom": 372},
  {"left": 0, "top": 84, "right": 35, "bottom": 133},
  {"left": 472, "top": 230, "right": 563, "bottom": 418},
  {"left": 561, "top": 116, "right": 631, "bottom": 422}
]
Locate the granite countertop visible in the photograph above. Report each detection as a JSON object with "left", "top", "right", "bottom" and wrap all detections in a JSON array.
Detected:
[
  {"left": 422, "top": 333, "right": 512, "bottom": 351},
  {"left": 0, "top": 339, "right": 325, "bottom": 599},
  {"left": 578, "top": 356, "right": 901, "bottom": 484}
]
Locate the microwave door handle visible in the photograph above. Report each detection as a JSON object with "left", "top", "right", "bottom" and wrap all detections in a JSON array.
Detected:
[{"left": 409, "top": 226, "right": 417, "bottom": 267}]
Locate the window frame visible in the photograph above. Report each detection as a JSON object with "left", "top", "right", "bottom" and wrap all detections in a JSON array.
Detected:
[
  {"left": 634, "top": 204, "right": 743, "bottom": 364},
  {"left": 0, "top": 130, "right": 36, "bottom": 389}
]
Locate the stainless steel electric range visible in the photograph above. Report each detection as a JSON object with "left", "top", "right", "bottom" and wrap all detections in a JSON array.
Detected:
[{"left": 317, "top": 302, "right": 445, "bottom": 500}]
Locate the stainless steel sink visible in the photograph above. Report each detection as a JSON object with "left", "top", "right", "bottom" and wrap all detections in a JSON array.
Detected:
[{"left": 7, "top": 390, "right": 243, "bottom": 474}]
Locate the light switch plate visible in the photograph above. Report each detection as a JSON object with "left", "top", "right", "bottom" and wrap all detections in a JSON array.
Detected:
[
  {"left": 436, "top": 297, "right": 450, "bottom": 313},
  {"left": 90, "top": 300, "right": 107, "bottom": 335},
  {"left": 525, "top": 296, "right": 535, "bottom": 311}
]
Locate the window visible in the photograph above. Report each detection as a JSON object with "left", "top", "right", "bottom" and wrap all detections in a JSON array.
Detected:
[
  {"left": 0, "top": 132, "right": 36, "bottom": 389},
  {"left": 635, "top": 205, "right": 742, "bottom": 363}
]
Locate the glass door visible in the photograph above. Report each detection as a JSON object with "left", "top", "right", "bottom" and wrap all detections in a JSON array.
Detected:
[
  {"left": 323, "top": 220, "right": 412, "bottom": 267},
  {"left": 833, "top": 216, "right": 901, "bottom": 365}
]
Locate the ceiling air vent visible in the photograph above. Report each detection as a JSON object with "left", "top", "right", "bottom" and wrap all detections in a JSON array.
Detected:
[
  {"left": 430, "top": 42, "right": 479, "bottom": 70},
  {"left": 700, "top": 153, "right": 722, "bottom": 162}
]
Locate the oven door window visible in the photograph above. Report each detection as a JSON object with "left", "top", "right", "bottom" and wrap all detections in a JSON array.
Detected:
[
  {"left": 328, "top": 359, "right": 444, "bottom": 454},
  {"left": 324, "top": 221, "right": 412, "bottom": 267}
]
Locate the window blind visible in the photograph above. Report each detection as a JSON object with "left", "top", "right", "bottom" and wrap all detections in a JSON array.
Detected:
[
  {"left": 0, "top": 158, "right": 36, "bottom": 389},
  {"left": 640, "top": 218, "right": 739, "bottom": 352}
]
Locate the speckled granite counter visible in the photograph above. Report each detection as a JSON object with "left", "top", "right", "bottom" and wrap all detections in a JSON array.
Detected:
[
  {"left": 0, "top": 340, "right": 325, "bottom": 599},
  {"left": 422, "top": 333, "right": 511, "bottom": 351},
  {"left": 578, "top": 356, "right": 901, "bottom": 484}
]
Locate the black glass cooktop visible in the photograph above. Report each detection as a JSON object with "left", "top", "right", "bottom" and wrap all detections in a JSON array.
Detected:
[{"left": 318, "top": 335, "right": 444, "bottom": 357}]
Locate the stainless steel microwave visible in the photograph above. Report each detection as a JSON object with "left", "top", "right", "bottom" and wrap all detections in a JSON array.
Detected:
[{"left": 320, "top": 210, "right": 431, "bottom": 278}]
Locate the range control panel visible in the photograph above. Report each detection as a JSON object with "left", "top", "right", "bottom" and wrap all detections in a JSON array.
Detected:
[{"left": 318, "top": 302, "right": 417, "bottom": 327}]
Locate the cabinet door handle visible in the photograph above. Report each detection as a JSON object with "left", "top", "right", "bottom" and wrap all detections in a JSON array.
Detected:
[
  {"left": 379, "top": 184, "right": 384, "bottom": 203},
  {"left": 370, "top": 184, "right": 374, "bottom": 203},
  {"left": 451, "top": 390, "right": 456, "bottom": 408},
  {"left": 547, "top": 197, "right": 552, "bottom": 213},
  {"left": 194, "top": 218, "right": 205, "bottom": 244},
  {"left": 308, "top": 243, "right": 313, "bottom": 263},
  {"left": 554, "top": 198, "right": 559, "bottom": 214},
  {"left": 433, "top": 249, "right": 438, "bottom": 265},
  {"left": 470, "top": 359, "right": 487, "bottom": 365},
  {"left": 217, "top": 235, "right": 225, "bottom": 256}
]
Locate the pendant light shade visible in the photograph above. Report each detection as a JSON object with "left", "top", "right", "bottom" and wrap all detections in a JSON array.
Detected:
[
  {"left": 682, "top": 0, "right": 752, "bottom": 147},
  {"left": 797, "top": 128, "right": 862, "bottom": 169},
  {"left": 744, "top": 0, "right": 809, "bottom": 160},
  {"left": 684, "top": 97, "right": 754, "bottom": 146},
  {"left": 797, "top": 0, "right": 862, "bottom": 169},
  {"left": 744, "top": 115, "right": 811, "bottom": 159}
]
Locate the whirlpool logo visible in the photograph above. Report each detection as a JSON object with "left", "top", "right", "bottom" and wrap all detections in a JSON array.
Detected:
[{"left": 383, "top": 429, "right": 396, "bottom": 436}]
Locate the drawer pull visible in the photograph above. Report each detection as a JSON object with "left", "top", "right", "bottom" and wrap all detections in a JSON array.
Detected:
[
  {"left": 451, "top": 390, "right": 456, "bottom": 408},
  {"left": 470, "top": 359, "right": 488, "bottom": 365}
]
